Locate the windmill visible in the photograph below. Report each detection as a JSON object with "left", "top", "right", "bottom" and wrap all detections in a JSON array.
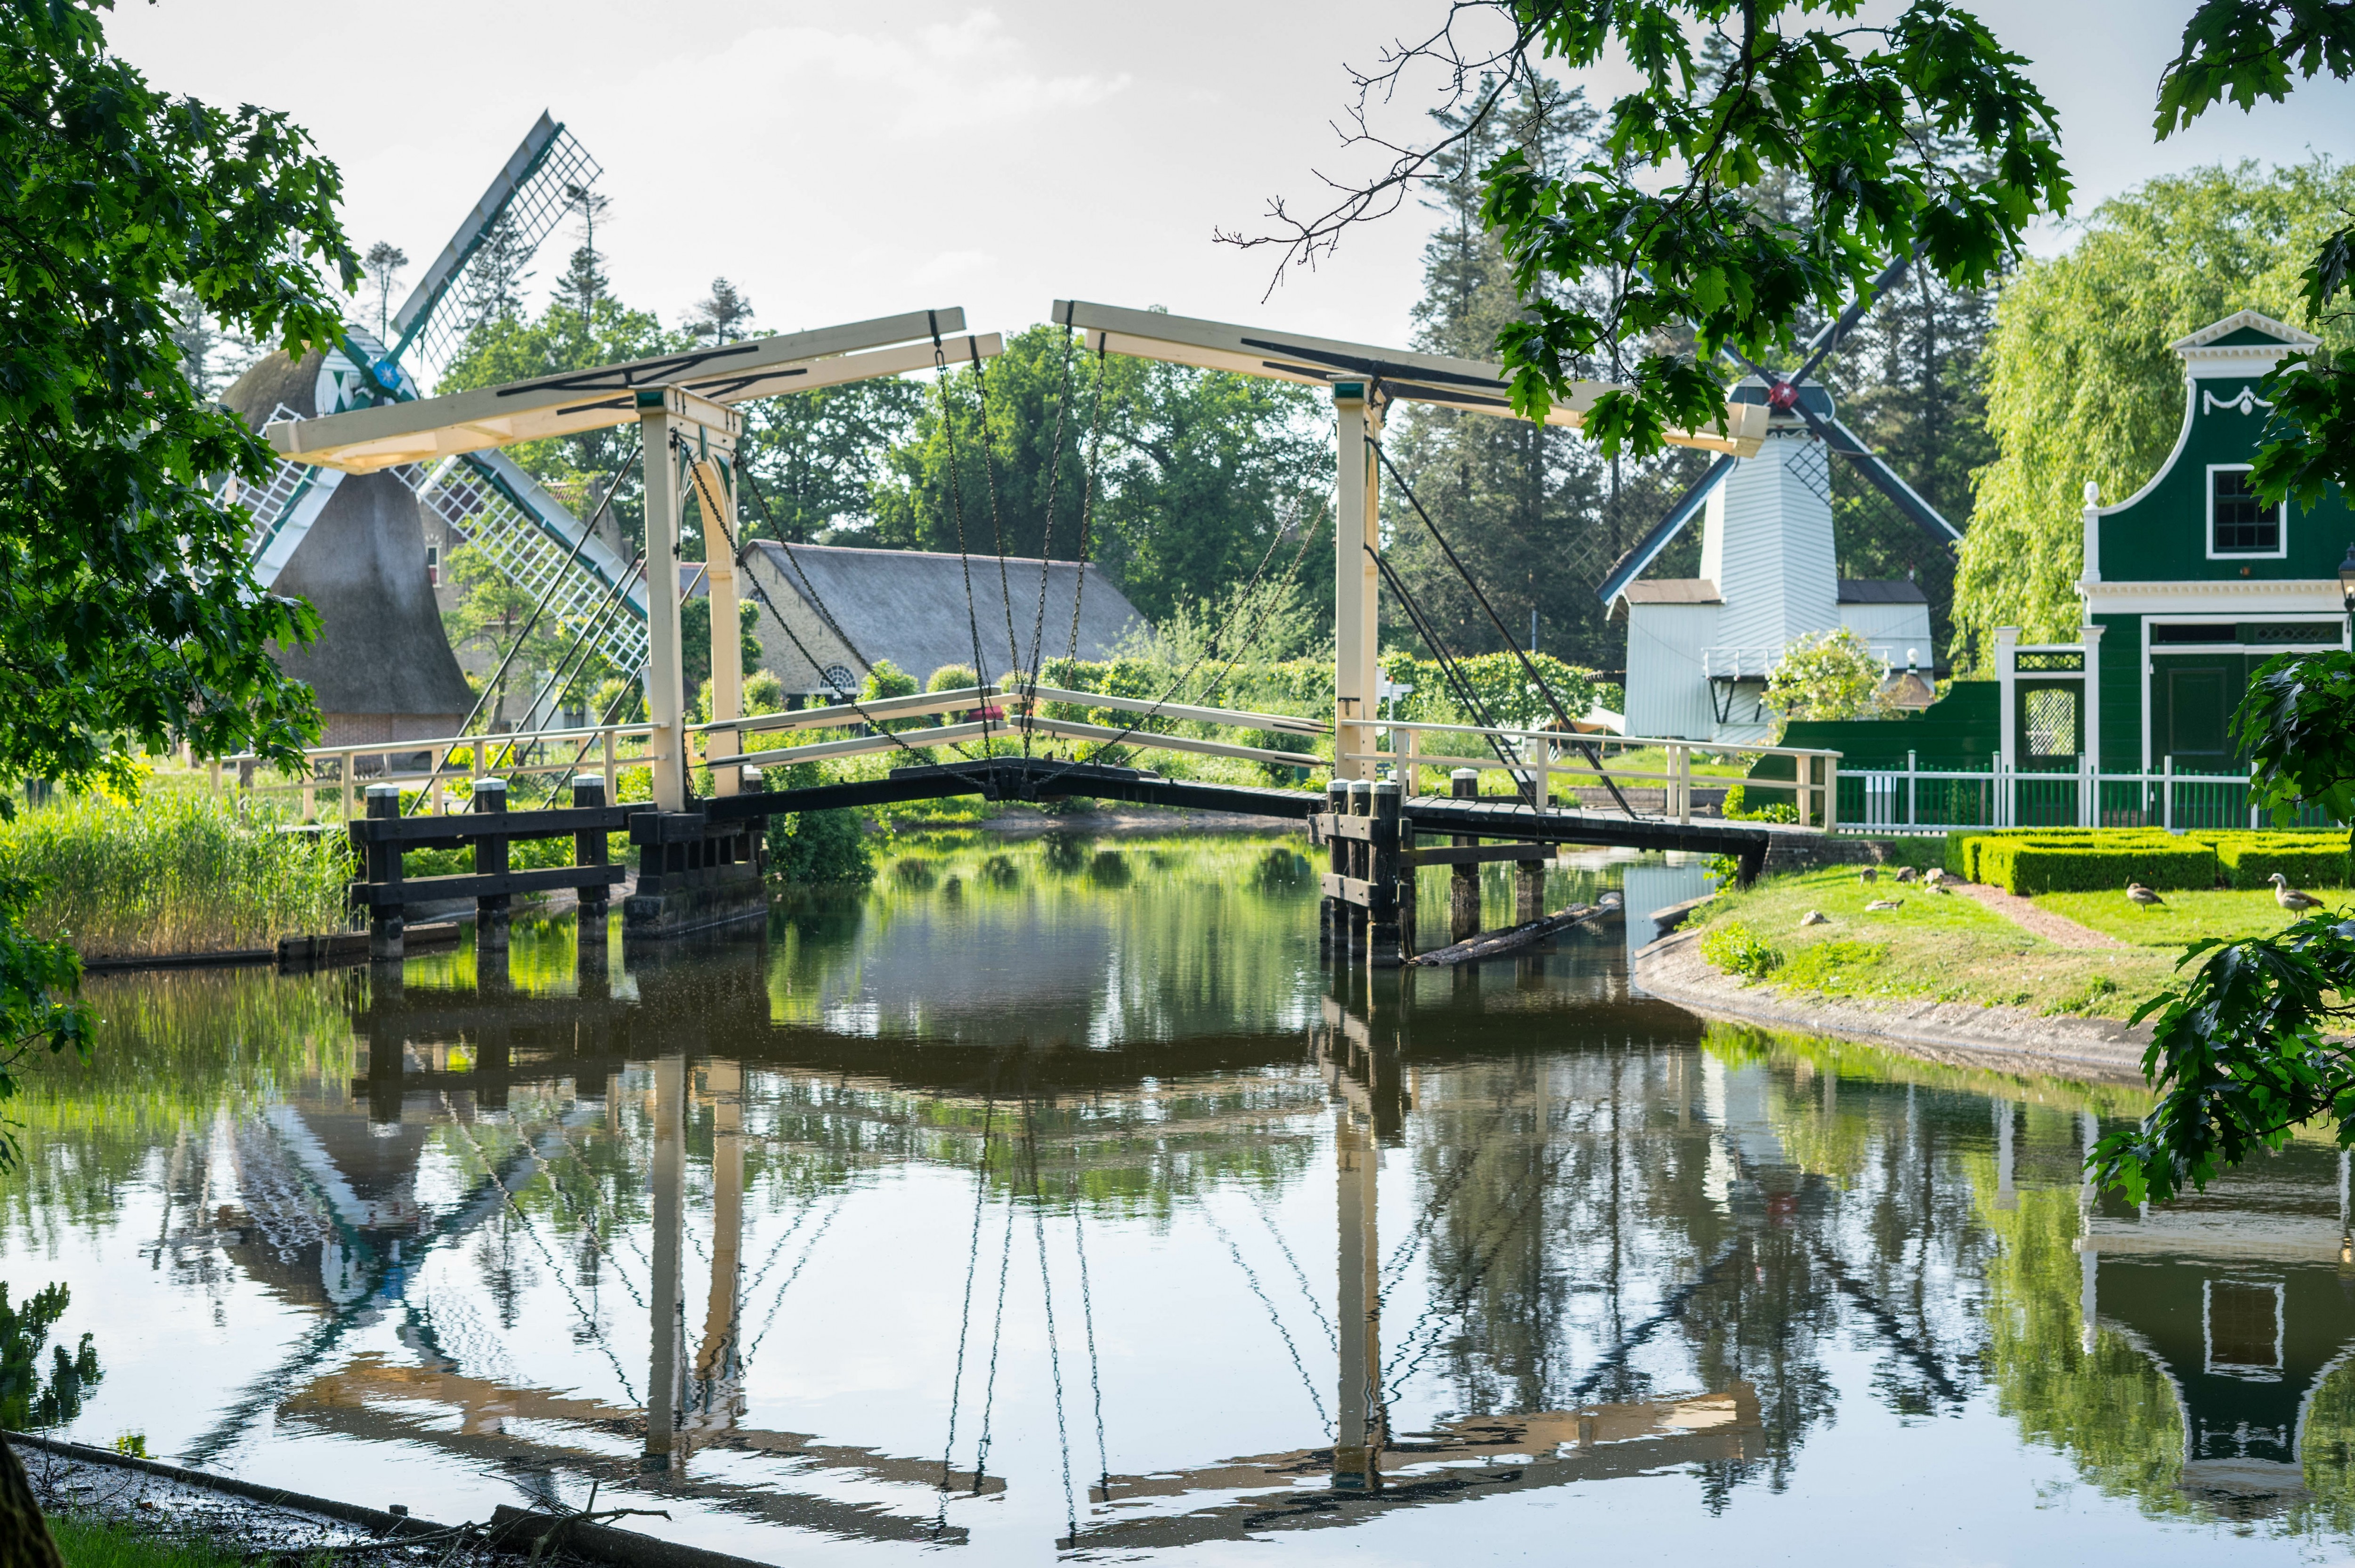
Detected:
[
  {"left": 224, "top": 114, "right": 658, "bottom": 743},
  {"left": 1598, "top": 255, "right": 1965, "bottom": 742}
]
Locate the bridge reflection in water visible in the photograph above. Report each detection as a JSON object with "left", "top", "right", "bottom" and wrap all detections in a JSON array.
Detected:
[{"left": 59, "top": 838, "right": 2355, "bottom": 1560}]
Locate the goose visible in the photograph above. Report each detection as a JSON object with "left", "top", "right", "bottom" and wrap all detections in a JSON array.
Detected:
[
  {"left": 2126, "top": 883, "right": 2165, "bottom": 908},
  {"left": 1893, "top": 866, "right": 1919, "bottom": 884},
  {"left": 1799, "top": 910, "right": 1829, "bottom": 927},
  {"left": 2269, "top": 872, "right": 2326, "bottom": 913},
  {"left": 1860, "top": 866, "right": 1878, "bottom": 884},
  {"left": 1864, "top": 898, "right": 1904, "bottom": 912}
]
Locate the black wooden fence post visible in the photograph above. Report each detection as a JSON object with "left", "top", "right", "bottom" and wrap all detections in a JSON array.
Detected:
[
  {"left": 364, "top": 783, "right": 405, "bottom": 962},
  {"left": 475, "top": 776, "right": 509, "bottom": 951},
  {"left": 1370, "top": 779, "right": 1403, "bottom": 968},
  {"left": 1449, "top": 768, "right": 1480, "bottom": 942},
  {"left": 573, "top": 775, "right": 610, "bottom": 937}
]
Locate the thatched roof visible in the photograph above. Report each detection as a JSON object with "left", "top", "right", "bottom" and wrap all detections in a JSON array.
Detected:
[{"left": 739, "top": 542, "right": 1148, "bottom": 688}]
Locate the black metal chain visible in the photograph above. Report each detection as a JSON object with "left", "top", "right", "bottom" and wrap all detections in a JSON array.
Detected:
[
  {"left": 963, "top": 337, "right": 1025, "bottom": 696},
  {"left": 1020, "top": 491, "right": 1326, "bottom": 795},
  {"left": 684, "top": 444, "right": 997, "bottom": 787},
  {"left": 1018, "top": 321, "right": 1081, "bottom": 757},
  {"left": 1363, "top": 543, "right": 1524, "bottom": 784},
  {"left": 1369, "top": 433, "right": 1636, "bottom": 816},
  {"left": 931, "top": 318, "right": 1002, "bottom": 756}
]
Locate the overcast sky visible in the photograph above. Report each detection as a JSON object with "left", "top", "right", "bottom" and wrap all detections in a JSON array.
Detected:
[{"left": 109, "top": 0, "right": 2355, "bottom": 366}]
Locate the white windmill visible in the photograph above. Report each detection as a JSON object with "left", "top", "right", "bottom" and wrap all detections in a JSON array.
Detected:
[{"left": 1600, "top": 258, "right": 1965, "bottom": 742}]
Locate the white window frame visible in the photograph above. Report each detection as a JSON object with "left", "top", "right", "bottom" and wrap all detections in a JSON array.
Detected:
[
  {"left": 2137, "top": 612, "right": 2350, "bottom": 772},
  {"left": 2205, "top": 463, "right": 2287, "bottom": 560},
  {"left": 2202, "top": 1276, "right": 2285, "bottom": 1382}
]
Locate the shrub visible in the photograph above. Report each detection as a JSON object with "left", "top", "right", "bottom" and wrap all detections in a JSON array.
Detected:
[
  {"left": 1963, "top": 832, "right": 2216, "bottom": 894},
  {"left": 1700, "top": 921, "right": 1783, "bottom": 981},
  {"left": 2205, "top": 833, "right": 2350, "bottom": 890},
  {"left": 926, "top": 663, "right": 979, "bottom": 693},
  {"left": 763, "top": 761, "right": 874, "bottom": 886},
  {"left": 1722, "top": 785, "right": 1798, "bottom": 823},
  {"left": 1763, "top": 628, "right": 1886, "bottom": 730},
  {"left": 743, "top": 670, "right": 786, "bottom": 715}
]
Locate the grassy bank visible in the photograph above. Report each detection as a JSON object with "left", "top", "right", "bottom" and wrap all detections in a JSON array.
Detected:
[
  {"left": 0, "top": 790, "right": 349, "bottom": 959},
  {"left": 1688, "top": 865, "right": 2180, "bottom": 1019},
  {"left": 2033, "top": 886, "right": 2347, "bottom": 948},
  {"left": 47, "top": 1513, "right": 258, "bottom": 1568}
]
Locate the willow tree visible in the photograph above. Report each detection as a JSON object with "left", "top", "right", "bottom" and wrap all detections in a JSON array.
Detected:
[{"left": 1950, "top": 160, "right": 2355, "bottom": 661}]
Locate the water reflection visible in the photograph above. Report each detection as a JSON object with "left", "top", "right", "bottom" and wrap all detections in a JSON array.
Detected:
[{"left": 8, "top": 835, "right": 2355, "bottom": 1563}]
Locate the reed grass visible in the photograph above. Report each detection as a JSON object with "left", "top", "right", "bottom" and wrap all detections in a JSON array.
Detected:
[{"left": 0, "top": 791, "right": 350, "bottom": 959}]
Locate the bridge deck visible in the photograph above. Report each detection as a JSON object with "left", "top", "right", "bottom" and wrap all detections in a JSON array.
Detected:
[{"left": 704, "top": 757, "right": 1786, "bottom": 869}]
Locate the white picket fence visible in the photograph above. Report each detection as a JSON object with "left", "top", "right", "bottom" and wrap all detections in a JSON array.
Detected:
[{"left": 1838, "top": 752, "right": 2332, "bottom": 834}]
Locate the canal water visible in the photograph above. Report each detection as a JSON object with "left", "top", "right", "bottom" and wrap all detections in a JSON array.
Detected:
[{"left": 10, "top": 834, "right": 2354, "bottom": 1564}]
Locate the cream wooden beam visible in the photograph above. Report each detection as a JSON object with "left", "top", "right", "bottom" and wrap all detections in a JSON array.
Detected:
[
  {"left": 267, "top": 307, "right": 977, "bottom": 473},
  {"left": 1054, "top": 300, "right": 1766, "bottom": 458}
]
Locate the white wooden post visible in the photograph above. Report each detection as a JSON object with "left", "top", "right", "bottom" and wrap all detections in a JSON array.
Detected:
[
  {"left": 1995, "top": 627, "right": 2020, "bottom": 778},
  {"left": 2163, "top": 754, "right": 2175, "bottom": 832},
  {"left": 340, "top": 752, "right": 355, "bottom": 822},
  {"left": 1822, "top": 753, "right": 1839, "bottom": 833},
  {"left": 641, "top": 401, "right": 690, "bottom": 812},
  {"left": 1402, "top": 726, "right": 1420, "bottom": 797},
  {"left": 1332, "top": 383, "right": 1381, "bottom": 783},
  {"left": 1677, "top": 745, "right": 1692, "bottom": 826},
  {"left": 603, "top": 728, "right": 618, "bottom": 802},
  {"left": 1795, "top": 753, "right": 1812, "bottom": 829},
  {"left": 2081, "top": 623, "right": 2103, "bottom": 821},
  {"left": 695, "top": 453, "right": 742, "bottom": 798},
  {"left": 1907, "top": 749, "right": 1918, "bottom": 829}
]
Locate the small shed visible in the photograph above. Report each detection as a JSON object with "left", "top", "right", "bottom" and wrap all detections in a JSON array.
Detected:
[{"left": 739, "top": 543, "right": 1150, "bottom": 696}]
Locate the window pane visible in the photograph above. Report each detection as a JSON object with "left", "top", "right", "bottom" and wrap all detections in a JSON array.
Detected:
[{"left": 2212, "top": 469, "right": 2280, "bottom": 552}]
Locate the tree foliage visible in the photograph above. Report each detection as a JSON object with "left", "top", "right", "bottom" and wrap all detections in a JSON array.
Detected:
[
  {"left": 1, "top": 0, "right": 360, "bottom": 791},
  {"left": 1236, "top": 2, "right": 2070, "bottom": 461},
  {"left": 1951, "top": 160, "right": 2355, "bottom": 659},
  {"left": 1764, "top": 628, "right": 1888, "bottom": 729}
]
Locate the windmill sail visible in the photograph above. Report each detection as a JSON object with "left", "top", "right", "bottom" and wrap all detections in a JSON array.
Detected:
[{"left": 388, "top": 112, "right": 602, "bottom": 385}]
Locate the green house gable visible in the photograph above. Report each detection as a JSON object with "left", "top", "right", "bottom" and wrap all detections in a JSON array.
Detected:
[{"left": 2091, "top": 311, "right": 2351, "bottom": 586}]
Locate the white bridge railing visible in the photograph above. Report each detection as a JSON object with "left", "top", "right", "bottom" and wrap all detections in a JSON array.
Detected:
[{"left": 209, "top": 686, "right": 1850, "bottom": 832}]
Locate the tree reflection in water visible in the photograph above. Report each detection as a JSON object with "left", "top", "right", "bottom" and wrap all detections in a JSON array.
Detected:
[{"left": 0, "top": 835, "right": 2348, "bottom": 1561}]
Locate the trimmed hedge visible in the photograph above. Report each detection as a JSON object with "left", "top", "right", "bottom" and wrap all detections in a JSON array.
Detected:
[
  {"left": 2211, "top": 835, "right": 2350, "bottom": 890},
  {"left": 1975, "top": 836, "right": 2215, "bottom": 895},
  {"left": 1944, "top": 828, "right": 2351, "bottom": 895}
]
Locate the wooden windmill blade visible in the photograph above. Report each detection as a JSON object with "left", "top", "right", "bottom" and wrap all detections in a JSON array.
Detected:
[{"left": 1596, "top": 455, "right": 1740, "bottom": 605}]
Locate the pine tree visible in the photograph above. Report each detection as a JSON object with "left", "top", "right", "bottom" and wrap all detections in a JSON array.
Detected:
[{"left": 687, "top": 277, "right": 755, "bottom": 344}]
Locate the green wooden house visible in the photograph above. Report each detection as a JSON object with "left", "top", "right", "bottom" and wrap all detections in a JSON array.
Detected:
[{"left": 1745, "top": 309, "right": 2352, "bottom": 828}]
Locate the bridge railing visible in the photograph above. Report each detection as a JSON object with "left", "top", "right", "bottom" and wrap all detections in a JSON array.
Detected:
[
  {"left": 208, "top": 683, "right": 1336, "bottom": 819},
  {"left": 207, "top": 692, "right": 1852, "bottom": 832},
  {"left": 1343, "top": 721, "right": 1844, "bottom": 829}
]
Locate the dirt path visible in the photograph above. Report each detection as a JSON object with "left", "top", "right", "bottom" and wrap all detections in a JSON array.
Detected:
[{"left": 1950, "top": 881, "right": 2124, "bottom": 949}]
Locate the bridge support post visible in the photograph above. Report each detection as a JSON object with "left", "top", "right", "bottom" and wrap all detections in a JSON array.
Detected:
[
  {"left": 1332, "top": 384, "right": 1382, "bottom": 783},
  {"left": 1513, "top": 853, "right": 1544, "bottom": 925},
  {"left": 473, "top": 777, "right": 509, "bottom": 952},
  {"left": 363, "top": 784, "right": 405, "bottom": 962},
  {"left": 1369, "top": 781, "right": 1403, "bottom": 968},
  {"left": 573, "top": 776, "right": 611, "bottom": 935},
  {"left": 643, "top": 1054, "right": 686, "bottom": 1472},
  {"left": 695, "top": 1059, "right": 746, "bottom": 1431},
  {"left": 640, "top": 389, "right": 743, "bottom": 814},
  {"left": 1347, "top": 780, "right": 1372, "bottom": 957},
  {"left": 1320, "top": 779, "right": 1347, "bottom": 954},
  {"left": 695, "top": 454, "right": 742, "bottom": 798},
  {"left": 1449, "top": 770, "right": 1480, "bottom": 942},
  {"left": 1332, "top": 1064, "right": 1382, "bottom": 1491}
]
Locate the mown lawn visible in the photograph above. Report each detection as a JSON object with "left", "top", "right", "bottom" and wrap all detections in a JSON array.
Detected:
[
  {"left": 2032, "top": 886, "right": 2345, "bottom": 949},
  {"left": 1689, "top": 865, "right": 2181, "bottom": 1019}
]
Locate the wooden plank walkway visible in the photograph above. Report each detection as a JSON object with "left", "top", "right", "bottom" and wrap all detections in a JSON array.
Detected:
[{"left": 705, "top": 758, "right": 1783, "bottom": 871}]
